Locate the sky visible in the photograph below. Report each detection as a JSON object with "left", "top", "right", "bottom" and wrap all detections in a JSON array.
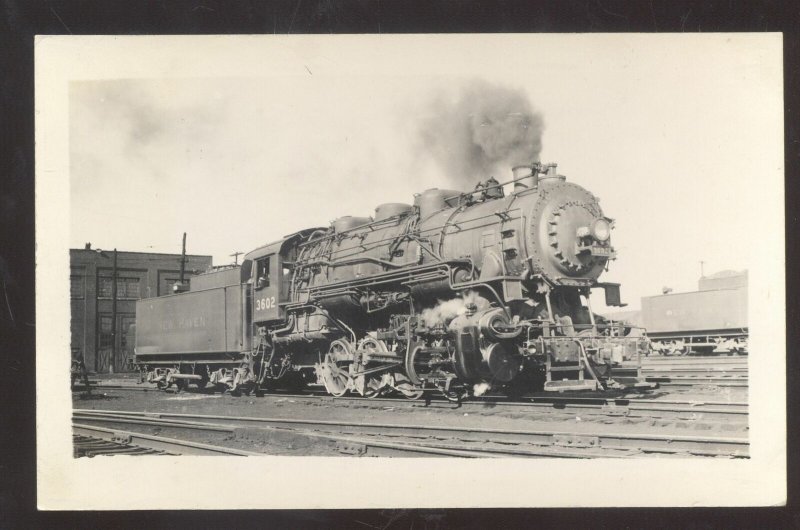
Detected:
[{"left": 67, "top": 34, "right": 783, "bottom": 312}]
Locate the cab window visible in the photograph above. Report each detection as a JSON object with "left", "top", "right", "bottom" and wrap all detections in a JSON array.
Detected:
[{"left": 256, "top": 257, "right": 270, "bottom": 288}]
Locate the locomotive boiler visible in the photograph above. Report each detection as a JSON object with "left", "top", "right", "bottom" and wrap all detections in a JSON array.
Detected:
[{"left": 135, "top": 162, "right": 653, "bottom": 399}]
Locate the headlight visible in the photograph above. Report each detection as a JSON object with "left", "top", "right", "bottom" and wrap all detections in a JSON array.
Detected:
[{"left": 591, "top": 218, "right": 611, "bottom": 242}]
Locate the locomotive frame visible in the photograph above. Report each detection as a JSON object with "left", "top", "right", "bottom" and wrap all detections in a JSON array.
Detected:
[{"left": 135, "top": 162, "right": 654, "bottom": 399}]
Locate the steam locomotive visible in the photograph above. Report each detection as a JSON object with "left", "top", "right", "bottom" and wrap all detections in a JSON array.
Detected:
[{"left": 135, "top": 162, "right": 653, "bottom": 400}]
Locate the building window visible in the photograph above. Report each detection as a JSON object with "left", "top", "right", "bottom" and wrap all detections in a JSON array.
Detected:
[
  {"left": 120, "top": 315, "right": 136, "bottom": 354},
  {"left": 98, "top": 277, "right": 112, "bottom": 298},
  {"left": 98, "top": 277, "right": 141, "bottom": 299},
  {"left": 121, "top": 277, "right": 140, "bottom": 298},
  {"left": 70, "top": 275, "right": 84, "bottom": 299},
  {"left": 165, "top": 278, "right": 190, "bottom": 294},
  {"left": 99, "top": 315, "right": 113, "bottom": 350}
]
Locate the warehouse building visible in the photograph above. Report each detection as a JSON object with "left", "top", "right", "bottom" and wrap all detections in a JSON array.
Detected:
[{"left": 70, "top": 244, "right": 213, "bottom": 373}]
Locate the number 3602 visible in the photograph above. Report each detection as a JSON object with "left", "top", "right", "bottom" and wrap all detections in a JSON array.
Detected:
[{"left": 255, "top": 296, "right": 275, "bottom": 311}]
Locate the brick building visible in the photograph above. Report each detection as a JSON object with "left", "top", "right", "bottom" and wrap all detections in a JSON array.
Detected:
[{"left": 70, "top": 244, "right": 213, "bottom": 373}]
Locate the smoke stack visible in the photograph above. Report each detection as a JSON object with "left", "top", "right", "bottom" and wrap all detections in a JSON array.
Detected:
[
  {"left": 84, "top": 243, "right": 92, "bottom": 250},
  {"left": 512, "top": 165, "right": 537, "bottom": 192}
]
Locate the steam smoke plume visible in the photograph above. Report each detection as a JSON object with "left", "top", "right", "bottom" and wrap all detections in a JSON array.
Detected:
[
  {"left": 418, "top": 80, "right": 544, "bottom": 188},
  {"left": 420, "top": 291, "right": 490, "bottom": 328}
]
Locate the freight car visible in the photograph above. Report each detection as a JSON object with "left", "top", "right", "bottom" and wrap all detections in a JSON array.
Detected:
[
  {"left": 642, "top": 270, "right": 748, "bottom": 355},
  {"left": 135, "top": 162, "right": 654, "bottom": 399}
]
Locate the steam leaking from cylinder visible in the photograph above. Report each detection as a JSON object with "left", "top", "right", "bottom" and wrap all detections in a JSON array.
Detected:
[
  {"left": 473, "top": 382, "right": 491, "bottom": 397},
  {"left": 418, "top": 80, "right": 544, "bottom": 188},
  {"left": 420, "top": 290, "right": 490, "bottom": 328}
]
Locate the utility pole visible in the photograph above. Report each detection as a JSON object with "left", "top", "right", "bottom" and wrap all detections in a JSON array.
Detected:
[
  {"left": 111, "top": 248, "right": 117, "bottom": 373},
  {"left": 700, "top": 260, "right": 706, "bottom": 278},
  {"left": 179, "top": 232, "right": 187, "bottom": 284},
  {"left": 230, "top": 251, "right": 243, "bottom": 266}
]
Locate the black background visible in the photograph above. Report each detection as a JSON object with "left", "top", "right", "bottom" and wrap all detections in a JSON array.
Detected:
[{"left": 1, "top": 1, "right": 797, "bottom": 527}]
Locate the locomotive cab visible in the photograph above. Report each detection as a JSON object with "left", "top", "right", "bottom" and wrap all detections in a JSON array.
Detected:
[{"left": 244, "top": 228, "right": 326, "bottom": 324}]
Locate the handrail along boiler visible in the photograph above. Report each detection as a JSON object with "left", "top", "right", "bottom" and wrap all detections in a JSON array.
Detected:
[{"left": 135, "top": 162, "right": 653, "bottom": 398}]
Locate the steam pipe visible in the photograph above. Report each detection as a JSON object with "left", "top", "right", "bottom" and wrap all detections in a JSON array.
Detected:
[
  {"left": 585, "top": 292, "right": 597, "bottom": 334},
  {"left": 303, "top": 256, "right": 421, "bottom": 269},
  {"left": 544, "top": 289, "right": 556, "bottom": 325},
  {"left": 577, "top": 341, "right": 602, "bottom": 387},
  {"left": 270, "top": 313, "right": 296, "bottom": 337}
]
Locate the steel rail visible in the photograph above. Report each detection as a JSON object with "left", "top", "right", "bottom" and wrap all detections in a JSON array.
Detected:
[
  {"left": 262, "top": 392, "right": 749, "bottom": 422},
  {"left": 642, "top": 370, "right": 748, "bottom": 378},
  {"left": 72, "top": 422, "right": 263, "bottom": 456},
  {"left": 73, "top": 415, "right": 505, "bottom": 458},
  {"left": 73, "top": 433, "right": 168, "bottom": 456},
  {"left": 73, "top": 384, "right": 153, "bottom": 392},
  {"left": 646, "top": 377, "right": 748, "bottom": 387},
  {"left": 74, "top": 385, "right": 748, "bottom": 421},
  {"left": 76, "top": 384, "right": 749, "bottom": 408},
  {"left": 74, "top": 409, "right": 749, "bottom": 457},
  {"left": 72, "top": 412, "right": 732, "bottom": 458},
  {"left": 642, "top": 357, "right": 747, "bottom": 364},
  {"left": 642, "top": 366, "right": 748, "bottom": 372},
  {"left": 73, "top": 414, "right": 626, "bottom": 458}
]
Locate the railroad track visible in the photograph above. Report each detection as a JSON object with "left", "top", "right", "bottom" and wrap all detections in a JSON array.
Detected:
[
  {"left": 644, "top": 376, "right": 748, "bottom": 388},
  {"left": 642, "top": 369, "right": 747, "bottom": 377},
  {"left": 73, "top": 409, "right": 750, "bottom": 459},
  {"left": 73, "top": 432, "right": 171, "bottom": 456},
  {"left": 258, "top": 392, "right": 749, "bottom": 423},
  {"left": 642, "top": 356, "right": 747, "bottom": 364},
  {"left": 641, "top": 356, "right": 748, "bottom": 385},
  {"left": 73, "top": 384, "right": 153, "bottom": 393},
  {"left": 73, "top": 415, "right": 506, "bottom": 458},
  {"left": 72, "top": 422, "right": 264, "bottom": 456},
  {"left": 74, "top": 385, "right": 748, "bottom": 422}
]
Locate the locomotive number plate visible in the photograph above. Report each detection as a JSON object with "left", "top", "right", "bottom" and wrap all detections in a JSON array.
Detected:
[
  {"left": 255, "top": 296, "right": 276, "bottom": 311},
  {"left": 590, "top": 246, "right": 613, "bottom": 257}
]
